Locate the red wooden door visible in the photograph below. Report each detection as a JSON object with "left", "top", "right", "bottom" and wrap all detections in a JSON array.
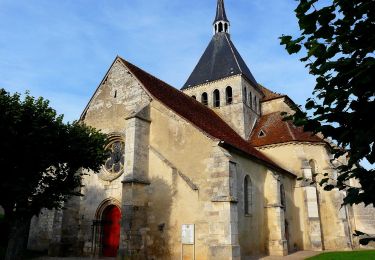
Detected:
[{"left": 102, "top": 205, "right": 121, "bottom": 257}]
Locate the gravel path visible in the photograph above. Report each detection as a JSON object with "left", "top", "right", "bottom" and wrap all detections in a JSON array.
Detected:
[{"left": 32, "top": 251, "right": 320, "bottom": 260}]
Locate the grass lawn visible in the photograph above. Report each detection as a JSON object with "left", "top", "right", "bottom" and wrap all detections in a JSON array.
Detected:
[{"left": 307, "top": 250, "right": 375, "bottom": 260}]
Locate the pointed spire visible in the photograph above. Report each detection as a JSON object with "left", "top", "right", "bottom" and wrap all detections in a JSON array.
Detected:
[
  {"left": 213, "top": 0, "right": 230, "bottom": 34},
  {"left": 214, "top": 0, "right": 229, "bottom": 23}
]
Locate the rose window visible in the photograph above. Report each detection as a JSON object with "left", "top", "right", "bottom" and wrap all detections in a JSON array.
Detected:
[{"left": 98, "top": 138, "right": 125, "bottom": 181}]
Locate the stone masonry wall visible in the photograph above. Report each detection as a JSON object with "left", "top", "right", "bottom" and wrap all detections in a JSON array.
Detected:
[
  {"left": 182, "top": 75, "right": 261, "bottom": 139},
  {"left": 28, "top": 209, "right": 55, "bottom": 251},
  {"left": 53, "top": 57, "right": 152, "bottom": 256}
]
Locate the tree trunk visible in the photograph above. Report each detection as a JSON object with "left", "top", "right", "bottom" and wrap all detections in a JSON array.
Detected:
[{"left": 4, "top": 214, "right": 31, "bottom": 260}]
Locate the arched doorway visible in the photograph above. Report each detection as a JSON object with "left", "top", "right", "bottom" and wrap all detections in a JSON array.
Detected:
[{"left": 101, "top": 205, "right": 121, "bottom": 257}]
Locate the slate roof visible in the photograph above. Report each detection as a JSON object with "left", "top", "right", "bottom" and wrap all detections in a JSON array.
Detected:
[
  {"left": 119, "top": 57, "right": 291, "bottom": 175},
  {"left": 214, "top": 0, "right": 229, "bottom": 23},
  {"left": 182, "top": 33, "right": 258, "bottom": 89},
  {"left": 250, "top": 112, "right": 324, "bottom": 147}
]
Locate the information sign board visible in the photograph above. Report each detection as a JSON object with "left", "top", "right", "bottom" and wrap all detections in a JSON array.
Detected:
[{"left": 181, "top": 224, "right": 195, "bottom": 245}]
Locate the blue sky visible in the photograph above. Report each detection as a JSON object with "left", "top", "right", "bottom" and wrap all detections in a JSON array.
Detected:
[{"left": 0, "top": 0, "right": 315, "bottom": 122}]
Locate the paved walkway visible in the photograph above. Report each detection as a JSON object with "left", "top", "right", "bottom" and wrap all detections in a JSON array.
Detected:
[
  {"left": 33, "top": 251, "right": 320, "bottom": 260},
  {"left": 33, "top": 257, "right": 115, "bottom": 260},
  {"left": 251, "top": 251, "right": 320, "bottom": 259}
]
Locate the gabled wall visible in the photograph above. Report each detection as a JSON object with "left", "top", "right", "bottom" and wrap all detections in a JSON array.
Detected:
[
  {"left": 261, "top": 97, "right": 294, "bottom": 116},
  {"left": 82, "top": 58, "right": 151, "bottom": 133}
]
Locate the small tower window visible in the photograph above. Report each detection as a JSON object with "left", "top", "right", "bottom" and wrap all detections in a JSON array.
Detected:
[
  {"left": 213, "top": 89, "right": 220, "bottom": 107},
  {"left": 244, "top": 175, "right": 253, "bottom": 215},
  {"left": 218, "top": 22, "right": 223, "bottom": 32},
  {"left": 249, "top": 92, "right": 253, "bottom": 108},
  {"left": 192, "top": 95, "right": 196, "bottom": 100},
  {"left": 226, "top": 86, "right": 233, "bottom": 104},
  {"left": 201, "top": 92, "right": 208, "bottom": 106},
  {"left": 224, "top": 23, "right": 228, "bottom": 32}
]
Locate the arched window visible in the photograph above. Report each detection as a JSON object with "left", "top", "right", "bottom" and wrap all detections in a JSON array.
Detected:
[
  {"left": 213, "top": 89, "right": 220, "bottom": 107},
  {"left": 218, "top": 22, "right": 223, "bottom": 32},
  {"left": 201, "top": 92, "right": 208, "bottom": 106},
  {"left": 280, "top": 184, "right": 286, "bottom": 208},
  {"left": 249, "top": 92, "right": 253, "bottom": 108},
  {"left": 192, "top": 95, "right": 196, "bottom": 100},
  {"left": 224, "top": 23, "right": 228, "bottom": 32},
  {"left": 244, "top": 88, "right": 248, "bottom": 104},
  {"left": 226, "top": 86, "right": 233, "bottom": 104},
  {"left": 244, "top": 175, "right": 252, "bottom": 215}
]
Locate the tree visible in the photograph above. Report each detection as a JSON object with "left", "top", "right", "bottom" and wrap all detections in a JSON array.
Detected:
[
  {"left": 280, "top": 0, "right": 375, "bottom": 244},
  {"left": 0, "top": 89, "right": 108, "bottom": 259}
]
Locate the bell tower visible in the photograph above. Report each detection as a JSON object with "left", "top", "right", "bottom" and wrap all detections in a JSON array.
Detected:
[
  {"left": 213, "top": 0, "right": 230, "bottom": 34},
  {"left": 182, "top": 0, "right": 264, "bottom": 139}
]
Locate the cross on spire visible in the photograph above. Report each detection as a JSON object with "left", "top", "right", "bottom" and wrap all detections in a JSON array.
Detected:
[{"left": 213, "top": 0, "right": 230, "bottom": 34}]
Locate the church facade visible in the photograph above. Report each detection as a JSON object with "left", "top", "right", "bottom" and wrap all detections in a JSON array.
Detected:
[{"left": 27, "top": 1, "right": 375, "bottom": 259}]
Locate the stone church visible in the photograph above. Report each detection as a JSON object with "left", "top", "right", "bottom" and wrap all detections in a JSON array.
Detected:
[{"left": 28, "top": 0, "right": 375, "bottom": 259}]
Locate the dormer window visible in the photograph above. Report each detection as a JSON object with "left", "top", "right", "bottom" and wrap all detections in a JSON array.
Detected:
[
  {"left": 201, "top": 92, "right": 208, "bottom": 106},
  {"left": 258, "top": 130, "right": 266, "bottom": 137}
]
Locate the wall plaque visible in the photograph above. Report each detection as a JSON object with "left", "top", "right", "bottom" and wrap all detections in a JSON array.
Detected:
[{"left": 181, "top": 224, "right": 195, "bottom": 245}]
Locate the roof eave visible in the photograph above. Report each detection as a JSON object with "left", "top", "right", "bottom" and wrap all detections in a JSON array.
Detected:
[{"left": 218, "top": 141, "right": 296, "bottom": 178}]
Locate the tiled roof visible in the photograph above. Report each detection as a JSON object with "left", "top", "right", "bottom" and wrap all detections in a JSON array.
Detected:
[
  {"left": 250, "top": 112, "right": 324, "bottom": 147},
  {"left": 259, "top": 85, "right": 285, "bottom": 102},
  {"left": 119, "top": 57, "right": 290, "bottom": 175}
]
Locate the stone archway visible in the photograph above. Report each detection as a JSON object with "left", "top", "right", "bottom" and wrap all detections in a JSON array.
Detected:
[
  {"left": 101, "top": 205, "right": 121, "bottom": 257},
  {"left": 94, "top": 198, "right": 121, "bottom": 257}
]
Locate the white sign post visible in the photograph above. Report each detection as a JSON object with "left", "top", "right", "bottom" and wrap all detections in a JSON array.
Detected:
[{"left": 181, "top": 224, "right": 195, "bottom": 260}]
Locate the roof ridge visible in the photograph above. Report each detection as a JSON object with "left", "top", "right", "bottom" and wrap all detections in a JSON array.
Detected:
[
  {"left": 259, "top": 84, "right": 285, "bottom": 95},
  {"left": 225, "top": 34, "right": 242, "bottom": 74},
  {"left": 285, "top": 120, "right": 296, "bottom": 140},
  {"left": 259, "top": 85, "right": 286, "bottom": 102}
]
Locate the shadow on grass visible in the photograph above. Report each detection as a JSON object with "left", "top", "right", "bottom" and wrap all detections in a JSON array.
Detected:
[{"left": 307, "top": 250, "right": 375, "bottom": 260}]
